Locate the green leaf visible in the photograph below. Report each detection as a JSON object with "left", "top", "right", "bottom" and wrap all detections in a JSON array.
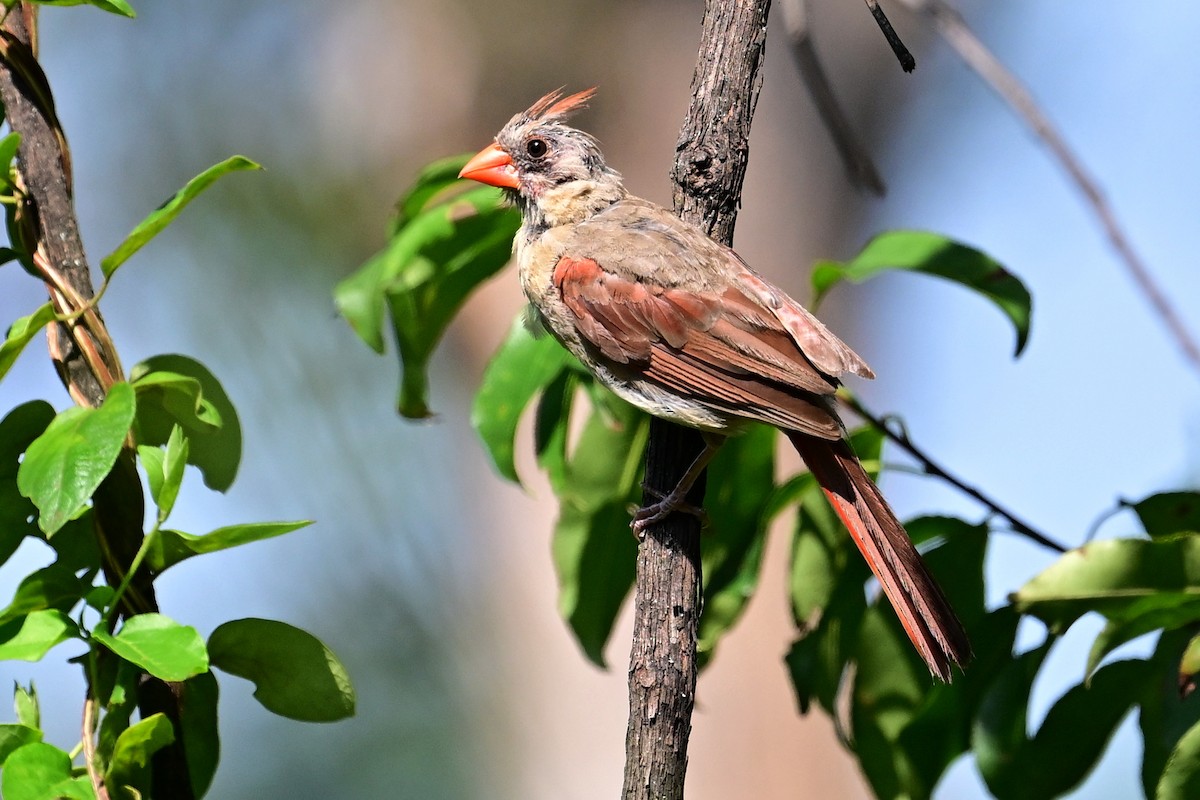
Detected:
[
  {"left": 130, "top": 355, "right": 241, "bottom": 491},
  {"left": 208, "top": 618, "right": 355, "bottom": 722},
  {"left": 0, "top": 725, "right": 41, "bottom": 767},
  {"left": 97, "top": 660, "right": 139, "bottom": 767},
  {"left": 35, "top": 0, "right": 136, "bottom": 17},
  {"left": 334, "top": 184, "right": 519, "bottom": 418},
  {"left": 0, "top": 131, "right": 21, "bottom": 185},
  {"left": 101, "top": 156, "right": 259, "bottom": 279},
  {"left": 148, "top": 520, "right": 312, "bottom": 573},
  {"left": 16, "top": 382, "right": 135, "bottom": 535},
  {"left": 697, "top": 424, "right": 775, "bottom": 665},
  {"left": 0, "top": 401, "right": 55, "bottom": 567},
  {"left": 1140, "top": 628, "right": 1200, "bottom": 795},
  {"left": 0, "top": 564, "right": 95, "bottom": 624},
  {"left": 811, "top": 230, "right": 1032, "bottom": 356},
  {"left": 391, "top": 153, "right": 477, "bottom": 233},
  {"left": 551, "top": 396, "right": 648, "bottom": 666},
  {"left": 92, "top": 613, "right": 209, "bottom": 682},
  {"left": 13, "top": 682, "right": 38, "bottom": 729},
  {"left": 0, "top": 610, "right": 77, "bottom": 661},
  {"left": 1022, "top": 659, "right": 1147, "bottom": 798},
  {"left": 0, "top": 303, "right": 55, "bottom": 382},
  {"left": 105, "top": 713, "right": 174, "bottom": 797},
  {"left": 0, "top": 742, "right": 76, "bottom": 800},
  {"left": 1159, "top": 717, "right": 1200, "bottom": 800},
  {"left": 178, "top": 670, "right": 220, "bottom": 798},
  {"left": 472, "top": 318, "right": 572, "bottom": 484},
  {"left": 139, "top": 426, "right": 187, "bottom": 524},
  {"left": 1128, "top": 492, "right": 1200, "bottom": 539},
  {"left": 1086, "top": 610, "right": 1195, "bottom": 680},
  {"left": 1014, "top": 536, "right": 1200, "bottom": 632},
  {"left": 971, "top": 639, "right": 1054, "bottom": 799}
]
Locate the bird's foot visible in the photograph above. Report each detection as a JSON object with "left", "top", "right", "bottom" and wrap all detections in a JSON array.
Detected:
[{"left": 631, "top": 485, "right": 708, "bottom": 538}]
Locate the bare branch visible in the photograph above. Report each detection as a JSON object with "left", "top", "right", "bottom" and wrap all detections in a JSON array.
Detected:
[
  {"left": 898, "top": 0, "right": 1200, "bottom": 375},
  {"left": 865, "top": 0, "right": 916, "bottom": 72},
  {"left": 780, "top": 0, "right": 886, "bottom": 194},
  {"left": 841, "top": 391, "right": 1068, "bottom": 553}
]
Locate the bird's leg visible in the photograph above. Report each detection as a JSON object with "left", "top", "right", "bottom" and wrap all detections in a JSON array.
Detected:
[{"left": 632, "top": 434, "right": 725, "bottom": 535}]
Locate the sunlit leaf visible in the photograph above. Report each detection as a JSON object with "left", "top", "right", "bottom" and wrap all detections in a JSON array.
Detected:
[
  {"left": 0, "top": 725, "right": 41, "bottom": 767},
  {"left": 17, "top": 382, "right": 135, "bottom": 535},
  {"left": 0, "top": 742, "right": 78, "bottom": 800},
  {"left": 0, "top": 609, "right": 78, "bottom": 661},
  {"left": 1159, "top": 717, "right": 1200, "bottom": 800},
  {"left": 811, "top": 230, "right": 1031, "bottom": 356},
  {"left": 102, "top": 155, "right": 259, "bottom": 278},
  {"left": 1014, "top": 536, "right": 1200, "bottom": 632},
  {"left": 209, "top": 618, "right": 355, "bottom": 722},
  {"left": 92, "top": 613, "right": 209, "bottom": 682},
  {"left": 148, "top": 520, "right": 312, "bottom": 573}
]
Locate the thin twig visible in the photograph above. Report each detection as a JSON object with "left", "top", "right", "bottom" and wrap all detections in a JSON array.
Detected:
[
  {"left": 780, "top": 0, "right": 886, "bottom": 195},
  {"left": 82, "top": 695, "right": 110, "bottom": 800},
  {"left": 865, "top": 0, "right": 916, "bottom": 72},
  {"left": 897, "top": 0, "right": 1200, "bottom": 376},
  {"left": 841, "top": 391, "right": 1068, "bottom": 553}
]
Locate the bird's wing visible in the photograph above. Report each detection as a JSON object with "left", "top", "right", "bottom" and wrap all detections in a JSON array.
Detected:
[{"left": 551, "top": 251, "right": 844, "bottom": 439}]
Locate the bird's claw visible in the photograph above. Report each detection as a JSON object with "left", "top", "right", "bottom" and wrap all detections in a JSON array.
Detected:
[{"left": 630, "top": 485, "right": 709, "bottom": 538}]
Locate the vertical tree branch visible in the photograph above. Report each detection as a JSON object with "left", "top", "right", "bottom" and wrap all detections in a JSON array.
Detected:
[
  {"left": 0, "top": 5, "right": 192, "bottom": 797},
  {"left": 622, "top": 1, "right": 772, "bottom": 798}
]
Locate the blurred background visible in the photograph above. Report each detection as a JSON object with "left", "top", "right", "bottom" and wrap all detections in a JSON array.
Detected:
[{"left": 1, "top": 0, "right": 1197, "bottom": 797}]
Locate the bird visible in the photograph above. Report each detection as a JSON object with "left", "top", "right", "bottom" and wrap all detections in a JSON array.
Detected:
[{"left": 458, "top": 88, "right": 971, "bottom": 681}]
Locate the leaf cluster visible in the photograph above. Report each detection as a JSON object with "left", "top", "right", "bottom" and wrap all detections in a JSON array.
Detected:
[{"left": 0, "top": 92, "right": 354, "bottom": 800}]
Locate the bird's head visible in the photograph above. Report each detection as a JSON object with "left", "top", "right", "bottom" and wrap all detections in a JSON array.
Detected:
[{"left": 459, "top": 88, "right": 625, "bottom": 227}]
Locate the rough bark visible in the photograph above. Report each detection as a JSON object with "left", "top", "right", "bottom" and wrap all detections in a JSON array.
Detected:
[
  {"left": 622, "top": 1, "right": 772, "bottom": 798},
  {"left": 0, "top": 7, "right": 192, "bottom": 798}
]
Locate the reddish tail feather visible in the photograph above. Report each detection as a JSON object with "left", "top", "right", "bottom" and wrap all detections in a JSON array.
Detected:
[{"left": 787, "top": 433, "right": 971, "bottom": 681}]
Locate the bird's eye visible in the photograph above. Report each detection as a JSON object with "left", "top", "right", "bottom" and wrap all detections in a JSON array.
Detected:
[{"left": 526, "top": 138, "right": 548, "bottom": 158}]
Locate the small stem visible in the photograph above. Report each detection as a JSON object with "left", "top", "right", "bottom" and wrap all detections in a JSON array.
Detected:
[
  {"left": 82, "top": 693, "right": 110, "bottom": 800},
  {"left": 101, "top": 525, "right": 159, "bottom": 630},
  {"left": 896, "top": 0, "right": 1200, "bottom": 377},
  {"left": 864, "top": 0, "right": 916, "bottom": 72},
  {"left": 841, "top": 390, "right": 1068, "bottom": 553}
]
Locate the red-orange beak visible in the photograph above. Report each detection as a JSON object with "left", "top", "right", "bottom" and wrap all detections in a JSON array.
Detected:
[{"left": 459, "top": 143, "right": 519, "bottom": 189}]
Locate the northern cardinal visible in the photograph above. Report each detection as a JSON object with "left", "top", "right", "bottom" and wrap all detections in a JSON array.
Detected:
[{"left": 460, "top": 89, "right": 970, "bottom": 680}]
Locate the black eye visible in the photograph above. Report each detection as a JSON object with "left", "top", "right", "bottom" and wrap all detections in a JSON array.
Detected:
[{"left": 526, "top": 138, "right": 548, "bottom": 158}]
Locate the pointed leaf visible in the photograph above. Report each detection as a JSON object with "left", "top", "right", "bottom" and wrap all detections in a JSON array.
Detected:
[
  {"left": 1127, "top": 492, "right": 1200, "bottom": 539},
  {"left": 0, "top": 610, "right": 78, "bottom": 661},
  {"left": 392, "top": 153, "right": 477, "bottom": 232},
  {"left": 812, "top": 230, "right": 1031, "bottom": 356},
  {"left": 0, "top": 564, "right": 95, "bottom": 624},
  {"left": 13, "top": 683, "right": 38, "bottom": 729},
  {"left": 1159, "top": 717, "right": 1200, "bottom": 800},
  {"left": 92, "top": 613, "right": 208, "bottom": 681},
  {"left": 148, "top": 520, "right": 311, "bottom": 573},
  {"left": 472, "top": 317, "right": 571, "bottom": 484},
  {"left": 105, "top": 713, "right": 174, "bottom": 797},
  {"left": 972, "top": 640, "right": 1054, "bottom": 799},
  {"left": 17, "top": 382, "right": 135, "bottom": 535},
  {"left": 102, "top": 156, "right": 260, "bottom": 278},
  {"left": 209, "top": 618, "right": 355, "bottom": 722},
  {"left": 0, "top": 303, "right": 55, "bottom": 382},
  {"left": 1141, "top": 629, "right": 1200, "bottom": 795},
  {"left": 334, "top": 184, "right": 519, "bottom": 418},
  {"left": 178, "top": 671, "right": 220, "bottom": 798},
  {"left": 1014, "top": 536, "right": 1200, "bottom": 631},
  {"left": 130, "top": 355, "right": 241, "bottom": 491}
]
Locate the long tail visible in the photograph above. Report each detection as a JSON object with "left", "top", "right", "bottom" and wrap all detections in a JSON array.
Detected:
[{"left": 788, "top": 433, "right": 971, "bottom": 681}]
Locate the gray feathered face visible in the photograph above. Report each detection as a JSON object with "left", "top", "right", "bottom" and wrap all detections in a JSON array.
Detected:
[{"left": 494, "top": 117, "right": 617, "bottom": 202}]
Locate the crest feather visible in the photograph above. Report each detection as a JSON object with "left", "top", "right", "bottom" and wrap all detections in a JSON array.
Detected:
[{"left": 525, "top": 87, "right": 596, "bottom": 122}]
